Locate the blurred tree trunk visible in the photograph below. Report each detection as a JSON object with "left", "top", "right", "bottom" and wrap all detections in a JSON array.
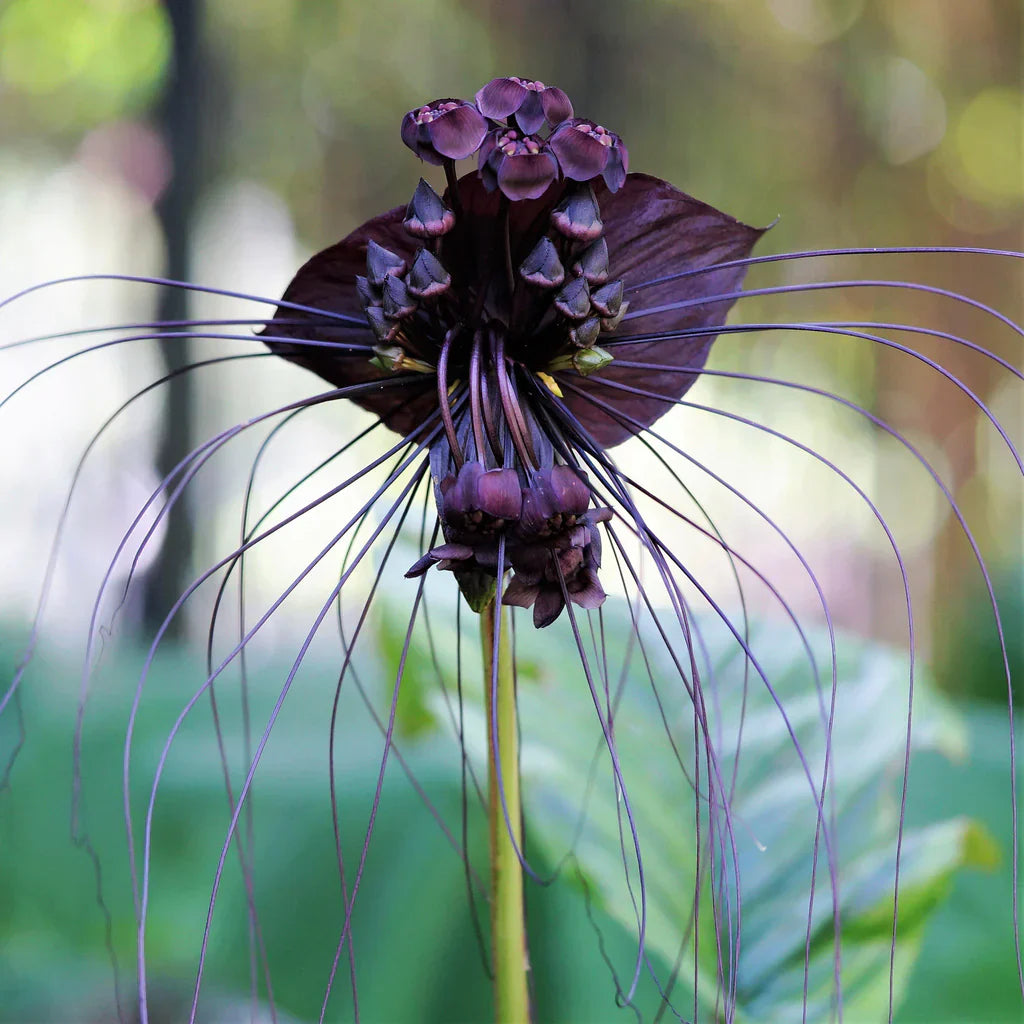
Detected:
[{"left": 140, "top": 0, "right": 205, "bottom": 639}]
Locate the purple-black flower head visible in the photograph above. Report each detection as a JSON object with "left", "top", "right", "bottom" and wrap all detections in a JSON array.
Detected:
[
  {"left": 475, "top": 76, "right": 574, "bottom": 135},
  {"left": 401, "top": 99, "right": 488, "bottom": 165},
  {"left": 549, "top": 118, "right": 629, "bottom": 192},
  {"left": 478, "top": 128, "right": 559, "bottom": 201},
  {"left": 404, "top": 178, "right": 455, "bottom": 238},
  {"left": 263, "top": 78, "right": 765, "bottom": 619}
]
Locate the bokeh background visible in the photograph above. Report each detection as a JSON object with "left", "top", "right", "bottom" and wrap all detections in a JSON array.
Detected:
[{"left": 0, "top": 1, "right": 1021, "bottom": 1021}]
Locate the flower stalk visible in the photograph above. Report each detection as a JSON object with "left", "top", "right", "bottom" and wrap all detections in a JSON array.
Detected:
[{"left": 480, "top": 597, "right": 530, "bottom": 1024}]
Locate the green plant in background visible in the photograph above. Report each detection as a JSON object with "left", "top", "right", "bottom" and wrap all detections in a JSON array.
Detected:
[{"left": 1, "top": 31, "right": 1022, "bottom": 1024}]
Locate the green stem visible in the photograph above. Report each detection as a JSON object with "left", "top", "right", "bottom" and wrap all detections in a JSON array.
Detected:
[{"left": 480, "top": 599, "right": 530, "bottom": 1023}]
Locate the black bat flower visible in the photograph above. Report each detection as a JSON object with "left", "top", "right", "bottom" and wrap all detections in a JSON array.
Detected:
[{"left": 2, "top": 73, "right": 1021, "bottom": 1024}]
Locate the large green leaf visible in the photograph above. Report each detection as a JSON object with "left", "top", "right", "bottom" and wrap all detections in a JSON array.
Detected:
[
  {"left": 510, "top": 606, "right": 980, "bottom": 1023},
  {"left": 402, "top": 578, "right": 981, "bottom": 1023}
]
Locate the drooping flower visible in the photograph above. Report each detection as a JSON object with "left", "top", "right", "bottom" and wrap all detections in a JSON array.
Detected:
[
  {"left": 475, "top": 76, "right": 574, "bottom": 134},
  {"left": 400, "top": 98, "right": 488, "bottom": 164},
  {"left": 549, "top": 118, "right": 629, "bottom": 191},
  {"left": 262, "top": 92, "right": 763, "bottom": 625}
]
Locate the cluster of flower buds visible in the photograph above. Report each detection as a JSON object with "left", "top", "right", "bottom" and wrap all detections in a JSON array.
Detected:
[
  {"left": 407, "top": 462, "right": 612, "bottom": 627},
  {"left": 518, "top": 184, "right": 628, "bottom": 379},
  {"left": 401, "top": 76, "right": 628, "bottom": 201},
  {"left": 354, "top": 181, "right": 457, "bottom": 369}
]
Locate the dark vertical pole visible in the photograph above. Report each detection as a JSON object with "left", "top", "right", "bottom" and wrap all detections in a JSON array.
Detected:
[{"left": 141, "top": 0, "right": 204, "bottom": 638}]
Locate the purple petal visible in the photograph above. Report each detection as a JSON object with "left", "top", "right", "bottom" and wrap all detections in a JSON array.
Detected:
[
  {"left": 475, "top": 78, "right": 528, "bottom": 119},
  {"left": 540, "top": 87, "right": 573, "bottom": 128},
  {"left": 532, "top": 586, "right": 565, "bottom": 628},
  {"left": 548, "top": 465, "right": 591, "bottom": 514},
  {"left": 568, "top": 572, "right": 606, "bottom": 610},
  {"left": 476, "top": 468, "right": 523, "bottom": 519},
  {"left": 503, "top": 575, "right": 540, "bottom": 609},
  {"left": 515, "top": 90, "right": 546, "bottom": 135},
  {"left": 601, "top": 141, "right": 628, "bottom": 192},
  {"left": 401, "top": 111, "right": 444, "bottom": 165},
  {"left": 496, "top": 150, "right": 558, "bottom": 201},
  {"left": 428, "top": 104, "right": 488, "bottom": 160},
  {"left": 549, "top": 120, "right": 611, "bottom": 182}
]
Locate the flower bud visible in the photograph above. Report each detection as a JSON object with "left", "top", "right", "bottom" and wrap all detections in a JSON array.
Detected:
[
  {"left": 404, "top": 178, "right": 455, "bottom": 238},
  {"left": 568, "top": 317, "right": 602, "bottom": 349},
  {"left": 364, "top": 306, "right": 400, "bottom": 343},
  {"left": 590, "top": 280, "right": 623, "bottom": 318},
  {"left": 571, "top": 345, "right": 613, "bottom": 376},
  {"left": 550, "top": 186, "right": 603, "bottom": 242},
  {"left": 519, "top": 236, "right": 565, "bottom": 289},
  {"left": 355, "top": 274, "right": 378, "bottom": 310},
  {"left": 382, "top": 274, "right": 417, "bottom": 319},
  {"left": 369, "top": 344, "right": 434, "bottom": 374},
  {"left": 406, "top": 248, "right": 452, "bottom": 298},
  {"left": 572, "top": 237, "right": 609, "bottom": 285},
  {"left": 600, "top": 301, "right": 630, "bottom": 331},
  {"left": 366, "top": 240, "right": 406, "bottom": 286},
  {"left": 554, "top": 276, "right": 591, "bottom": 321},
  {"left": 548, "top": 343, "right": 613, "bottom": 375}
]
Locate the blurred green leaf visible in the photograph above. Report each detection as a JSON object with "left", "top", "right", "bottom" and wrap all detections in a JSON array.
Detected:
[{"left": 401, "top": 582, "right": 977, "bottom": 1023}]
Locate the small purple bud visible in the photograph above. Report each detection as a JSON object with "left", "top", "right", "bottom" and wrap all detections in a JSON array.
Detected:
[
  {"left": 554, "top": 275, "right": 591, "bottom": 321},
  {"left": 366, "top": 240, "right": 406, "bottom": 286},
  {"left": 590, "top": 279, "right": 623, "bottom": 318},
  {"left": 519, "top": 236, "right": 565, "bottom": 289},
  {"left": 600, "top": 137, "right": 628, "bottom": 192},
  {"left": 568, "top": 317, "right": 602, "bottom": 349},
  {"left": 401, "top": 99, "right": 488, "bottom": 165},
  {"left": 364, "top": 305, "right": 400, "bottom": 343},
  {"left": 550, "top": 186, "right": 603, "bottom": 242},
  {"left": 572, "top": 237, "right": 609, "bottom": 285},
  {"left": 600, "top": 301, "right": 629, "bottom": 331},
  {"left": 404, "top": 178, "right": 455, "bottom": 238},
  {"left": 406, "top": 248, "right": 451, "bottom": 298},
  {"left": 382, "top": 274, "right": 416, "bottom": 319},
  {"left": 355, "top": 274, "right": 377, "bottom": 309}
]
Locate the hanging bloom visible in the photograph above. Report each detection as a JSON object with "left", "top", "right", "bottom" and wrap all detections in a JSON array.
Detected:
[
  {"left": 477, "top": 127, "right": 559, "bottom": 200},
  {"left": 400, "top": 98, "right": 488, "bottom": 164},
  {"left": 549, "top": 117, "right": 629, "bottom": 191},
  {"left": 475, "top": 75, "right": 574, "bottom": 134}
]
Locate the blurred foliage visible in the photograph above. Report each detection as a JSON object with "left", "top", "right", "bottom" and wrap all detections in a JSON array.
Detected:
[
  {"left": 2, "top": 593, "right": 1020, "bottom": 1022},
  {"left": 0, "top": 0, "right": 169, "bottom": 131}
]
